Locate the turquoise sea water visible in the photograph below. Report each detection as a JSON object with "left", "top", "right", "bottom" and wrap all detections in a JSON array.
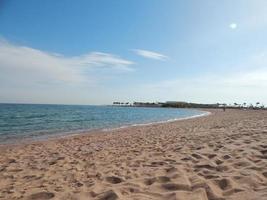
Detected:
[{"left": 0, "top": 104, "right": 207, "bottom": 144}]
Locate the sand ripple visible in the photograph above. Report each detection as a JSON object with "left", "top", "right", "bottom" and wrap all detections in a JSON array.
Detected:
[{"left": 0, "top": 109, "right": 267, "bottom": 200}]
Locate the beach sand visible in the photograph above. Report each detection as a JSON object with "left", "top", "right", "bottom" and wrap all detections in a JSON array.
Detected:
[{"left": 0, "top": 109, "right": 267, "bottom": 200}]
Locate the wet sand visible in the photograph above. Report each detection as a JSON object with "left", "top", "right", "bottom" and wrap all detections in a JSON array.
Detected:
[{"left": 0, "top": 109, "right": 267, "bottom": 200}]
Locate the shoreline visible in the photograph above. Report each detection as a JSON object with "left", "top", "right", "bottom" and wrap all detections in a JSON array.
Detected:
[
  {"left": 0, "top": 108, "right": 210, "bottom": 147},
  {"left": 0, "top": 109, "right": 266, "bottom": 200},
  {"left": 102, "top": 109, "right": 210, "bottom": 131}
]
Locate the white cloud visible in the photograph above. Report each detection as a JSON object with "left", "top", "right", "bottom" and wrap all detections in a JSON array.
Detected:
[
  {"left": 0, "top": 40, "right": 134, "bottom": 87},
  {"left": 132, "top": 49, "right": 168, "bottom": 61},
  {"left": 132, "top": 52, "right": 267, "bottom": 105},
  {"left": 133, "top": 71, "right": 267, "bottom": 105},
  {"left": 70, "top": 52, "right": 134, "bottom": 72},
  {"left": 229, "top": 23, "right": 237, "bottom": 29}
]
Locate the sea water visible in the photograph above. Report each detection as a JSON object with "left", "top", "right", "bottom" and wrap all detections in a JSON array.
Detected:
[{"left": 0, "top": 104, "right": 208, "bottom": 144}]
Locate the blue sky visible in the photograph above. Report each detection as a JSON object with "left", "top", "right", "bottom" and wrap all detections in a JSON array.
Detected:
[{"left": 0, "top": 0, "right": 267, "bottom": 105}]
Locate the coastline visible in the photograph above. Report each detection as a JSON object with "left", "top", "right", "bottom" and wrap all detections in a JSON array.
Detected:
[
  {"left": 0, "top": 108, "right": 210, "bottom": 147},
  {"left": 0, "top": 109, "right": 266, "bottom": 200},
  {"left": 102, "top": 109, "right": 210, "bottom": 132}
]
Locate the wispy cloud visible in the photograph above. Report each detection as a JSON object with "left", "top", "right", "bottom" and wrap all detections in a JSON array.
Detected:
[
  {"left": 132, "top": 49, "right": 168, "bottom": 61},
  {"left": 0, "top": 40, "right": 134, "bottom": 87}
]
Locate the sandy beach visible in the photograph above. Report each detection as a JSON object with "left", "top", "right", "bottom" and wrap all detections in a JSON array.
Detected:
[{"left": 0, "top": 109, "right": 267, "bottom": 200}]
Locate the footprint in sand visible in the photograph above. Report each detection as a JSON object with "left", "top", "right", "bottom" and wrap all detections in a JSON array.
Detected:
[
  {"left": 143, "top": 177, "right": 156, "bottom": 186},
  {"left": 262, "top": 172, "right": 267, "bottom": 178},
  {"left": 161, "top": 182, "right": 191, "bottom": 191},
  {"left": 105, "top": 176, "right": 124, "bottom": 184},
  {"left": 96, "top": 190, "right": 118, "bottom": 200},
  {"left": 143, "top": 176, "right": 171, "bottom": 186},
  {"left": 214, "top": 178, "right": 233, "bottom": 191},
  {"left": 27, "top": 192, "right": 55, "bottom": 200}
]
